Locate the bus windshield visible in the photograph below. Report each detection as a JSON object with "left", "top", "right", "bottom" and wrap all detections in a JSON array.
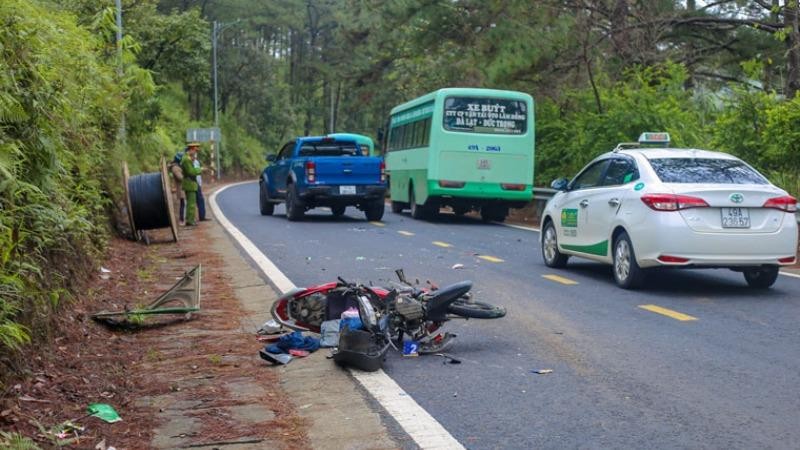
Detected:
[{"left": 443, "top": 97, "right": 527, "bottom": 135}]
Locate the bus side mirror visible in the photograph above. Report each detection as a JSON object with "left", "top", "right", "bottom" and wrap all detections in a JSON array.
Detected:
[
  {"left": 266, "top": 154, "right": 276, "bottom": 162},
  {"left": 550, "top": 178, "right": 569, "bottom": 191},
  {"left": 376, "top": 128, "right": 385, "bottom": 144}
]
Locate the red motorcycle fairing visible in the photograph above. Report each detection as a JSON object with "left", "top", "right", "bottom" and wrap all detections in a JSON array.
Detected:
[{"left": 271, "top": 282, "right": 389, "bottom": 333}]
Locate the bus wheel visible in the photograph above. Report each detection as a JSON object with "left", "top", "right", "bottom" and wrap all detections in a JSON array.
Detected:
[
  {"left": 391, "top": 201, "right": 404, "bottom": 213},
  {"left": 481, "top": 205, "right": 507, "bottom": 222},
  {"left": 453, "top": 206, "right": 469, "bottom": 217},
  {"left": 410, "top": 188, "right": 428, "bottom": 220}
]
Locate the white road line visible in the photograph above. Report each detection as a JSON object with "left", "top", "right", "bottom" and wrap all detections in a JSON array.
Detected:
[
  {"left": 780, "top": 271, "right": 800, "bottom": 279},
  {"left": 209, "top": 181, "right": 465, "bottom": 450},
  {"left": 501, "top": 222, "right": 540, "bottom": 232}
]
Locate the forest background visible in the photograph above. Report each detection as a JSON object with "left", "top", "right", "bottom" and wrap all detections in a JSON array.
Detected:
[{"left": 2, "top": 0, "right": 800, "bottom": 369}]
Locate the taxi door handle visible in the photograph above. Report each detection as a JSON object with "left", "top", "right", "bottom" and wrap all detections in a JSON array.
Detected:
[
  {"left": 579, "top": 199, "right": 589, "bottom": 208},
  {"left": 608, "top": 198, "right": 620, "bottom": 207}
]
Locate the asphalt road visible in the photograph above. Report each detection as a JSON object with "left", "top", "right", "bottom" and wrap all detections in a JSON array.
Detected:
[{"left": 217, "top": 181, "right": 800, "bottom": 449}]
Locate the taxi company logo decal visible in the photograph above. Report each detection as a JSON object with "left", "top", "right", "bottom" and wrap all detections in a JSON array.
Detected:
[
  {"left": 730, "top": 193, "right": 744, "bottom": 203},
  {"left": 561, "top": 208, "right": 578, "bottom": 228}
]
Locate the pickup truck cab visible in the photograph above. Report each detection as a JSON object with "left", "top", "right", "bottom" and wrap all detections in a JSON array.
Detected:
[{"left": 259, "top": 135, "right": 387, "bottom": 221}]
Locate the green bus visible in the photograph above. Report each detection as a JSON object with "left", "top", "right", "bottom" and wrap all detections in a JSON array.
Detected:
[
  {"left": 385, "top": 87, "right": 534, "bottom": 221},
  {"left": 328, "top": 133, "right": 375, "bottom": 156}
]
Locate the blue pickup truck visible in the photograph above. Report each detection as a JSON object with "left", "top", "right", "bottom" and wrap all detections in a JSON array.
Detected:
[{"left": 259, "top": 136, "right": 387, "bottom": 221}]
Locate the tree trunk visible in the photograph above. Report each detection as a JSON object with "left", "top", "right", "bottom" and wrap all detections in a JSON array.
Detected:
[{"left": 785, "top": 0, "right": 800, "bottom": 98}]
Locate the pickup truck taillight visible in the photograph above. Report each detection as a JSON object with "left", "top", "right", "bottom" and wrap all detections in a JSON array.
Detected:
[
  {"left": 380, "top": 161, "right": 386, "bottom": 183},
  {"left": 305, "top": 161, "right": 316, "bottom": 183}
]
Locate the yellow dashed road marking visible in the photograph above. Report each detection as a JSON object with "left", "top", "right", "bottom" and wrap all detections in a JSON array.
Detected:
[
  {"left": 369, "top": 221, "right": 385, "bottom": 227},
  {"left": 542, "top": 274, "right": 578, "bottom": 285},
  {"left": 478, "top": 255, "right": 504, "bottom": 263},
  {"left": 638, "top": 304, "right": 697, "bottom": 322},
  {"left": 398, "top": 230, "right": 415, "bottom": 236},
  {"left": 433, "top": 241, "right": 452, "bottom": 248}
]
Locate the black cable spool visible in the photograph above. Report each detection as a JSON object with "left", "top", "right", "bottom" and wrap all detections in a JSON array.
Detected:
[{"left": 128, "top": 172, "right": 170, "bottom": 230}]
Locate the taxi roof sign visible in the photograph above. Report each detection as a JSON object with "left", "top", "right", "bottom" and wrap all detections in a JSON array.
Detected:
[{"left": 638, "top": 132, "right": 670, "bottom": 146}]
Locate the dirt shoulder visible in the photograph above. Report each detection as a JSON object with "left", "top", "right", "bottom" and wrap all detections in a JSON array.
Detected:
[
  {"left": 0, "top": 221, "right": 308, "bottom": 448},
  {"left": 0, "top": 188, "right": 403, "bottom": 449}
]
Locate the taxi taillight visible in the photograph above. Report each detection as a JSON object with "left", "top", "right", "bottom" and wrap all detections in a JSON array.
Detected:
[
  {"left": 763, "top": 195, "right": 797, "bottom": 212},
  {"left": 501, "top": 183, "right": 526, "bottom": 191},
  {"left": 305, "top": 161, "right": 316, "bottom": 183},
  {"left": 641, "top": 193, "right": 709, "bottom": 211}
]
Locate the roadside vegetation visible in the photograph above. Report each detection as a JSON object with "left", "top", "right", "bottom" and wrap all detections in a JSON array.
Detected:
[{"left": 1, "top": 0, "right": 799, "bottom": 376}]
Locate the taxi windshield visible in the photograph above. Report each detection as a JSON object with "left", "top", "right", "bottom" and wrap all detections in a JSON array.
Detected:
[{"left": 648, "top": 158, "right": 768, "bottom": 185}]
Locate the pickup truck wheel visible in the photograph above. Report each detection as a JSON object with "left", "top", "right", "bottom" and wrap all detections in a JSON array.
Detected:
[
  {"left": 331, "top": 205, "right": 346, "bottom": 217},
  {"left": 259, "top": 182, "right": 274, "bottom": 216},
  {"left": 285, "top": 183, "right": 305, "bottom": 221},
  {"left": 365, "top": 201, "right": 385, "bottom": 221}
]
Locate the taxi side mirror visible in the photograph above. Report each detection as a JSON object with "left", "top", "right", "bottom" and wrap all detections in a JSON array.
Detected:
[
  {"left": 266, "top": 154, "right": 277, "bottom": 162},
  {"left": 551, "top": 178, "right": 569, "bottom": 191}
]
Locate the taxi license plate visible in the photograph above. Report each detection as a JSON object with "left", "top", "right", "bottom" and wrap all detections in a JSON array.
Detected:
[
  {"left": 477, "top": 159, "right": 491, "bottom": 170},
  {"left": 339, "top": 185, "right": 356, "bottom": 195},
  {"left": 721, "top": 207, "right": 750, "bottom": 228}
]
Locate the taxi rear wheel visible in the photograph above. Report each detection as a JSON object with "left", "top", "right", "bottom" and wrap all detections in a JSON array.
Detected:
[
  {"left": 613, "top": 231, "right": 644, "bottom": 289},
  {"left": 542, "top": 221, "right": 568, "bottom": 268},
  {"left": 743, "top": 266, "right": 779, "bottom": 289}
]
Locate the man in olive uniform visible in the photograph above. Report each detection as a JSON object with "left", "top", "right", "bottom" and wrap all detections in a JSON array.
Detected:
[{"left": 181, "top": 143, "right": 203, "bottom": 226}]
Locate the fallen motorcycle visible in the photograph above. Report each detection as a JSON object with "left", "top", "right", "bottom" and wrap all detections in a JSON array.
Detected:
[{"left": 270, "top": 270, "right": 506, "bottom": 365}]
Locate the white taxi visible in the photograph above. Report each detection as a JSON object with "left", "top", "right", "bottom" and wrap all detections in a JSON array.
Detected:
[{"left": 540, "top": 133, "right": 798, "bottom": 289}]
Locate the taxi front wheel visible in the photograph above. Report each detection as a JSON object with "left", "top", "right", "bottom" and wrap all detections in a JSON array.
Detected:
[
  {"left": 613, "top": 231, "right": 645, "bottom": 289},
  {"left": 542, "top": 221, "right": 568, "bottom": 268}
]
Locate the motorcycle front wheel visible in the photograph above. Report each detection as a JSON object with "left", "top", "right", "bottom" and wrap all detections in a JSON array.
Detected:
[{"left": 448, "top": 299, "right": 506, "bottom": 319}]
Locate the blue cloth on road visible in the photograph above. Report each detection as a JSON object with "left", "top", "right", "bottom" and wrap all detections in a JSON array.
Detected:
[
  {"left": 339, "top": 317, "right": 363, "bottom": 332},
  {"left": 265, "top": 331, "right": 320, "bottom": 354}
]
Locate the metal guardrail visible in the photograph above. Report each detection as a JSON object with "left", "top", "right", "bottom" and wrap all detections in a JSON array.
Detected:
[{"left": 532, "top": 188, "right": 800, "bottom": 224}]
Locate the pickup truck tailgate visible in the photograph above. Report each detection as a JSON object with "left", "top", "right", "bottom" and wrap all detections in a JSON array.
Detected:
[{"left": 313, "top": 156, "right": 383, "bottom": 185}]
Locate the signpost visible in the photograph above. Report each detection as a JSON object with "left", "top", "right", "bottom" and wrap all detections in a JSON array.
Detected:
[{"left": 186, "top": 127, "right": 221, "bottom": 180}]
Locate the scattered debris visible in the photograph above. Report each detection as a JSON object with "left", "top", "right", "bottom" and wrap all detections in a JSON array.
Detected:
[
  {"left": 402, "top": 341, "right": 419, "bottom": 357},
  {"left": 435, "top": 353, "right": 462, "bottom": 364},
  {"left": 355, "top": 256, "right": 366, "bottom": 261},
  {"left": 256, "top": 319, "right": 283, "bottom": 335},
  {"left": 87, "top": 403, "right": 122, "bottom": 423},
  {"left": 18, "top": 395, "right": 49, "bottom": 403},
  {"left": 92, "top": 265, "right": 201, "bottom": 327},
  {"left": 532, "top": 369, "right": 553, "bottom": 375},
  {"left": 264, "top": 331, "right": 320, "bottom": 355},
  {"left": 259, "top": 350, "right": 292, "bottom": 365},
  {"left": 451, "top": 263, "right": 464, "bottom": 270}
]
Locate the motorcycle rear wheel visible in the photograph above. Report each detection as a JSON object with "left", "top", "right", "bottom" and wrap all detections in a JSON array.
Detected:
[{"left": 448, "top": 300, "right": 506, "bottom": 319}]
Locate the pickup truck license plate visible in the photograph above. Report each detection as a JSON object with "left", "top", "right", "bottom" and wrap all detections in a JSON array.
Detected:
[
  {"left": 721, "top": 207, "right": 750, "bottom": 228},
  {"left": 339, "top": 185, "right": 356, "bottom": 195}
]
